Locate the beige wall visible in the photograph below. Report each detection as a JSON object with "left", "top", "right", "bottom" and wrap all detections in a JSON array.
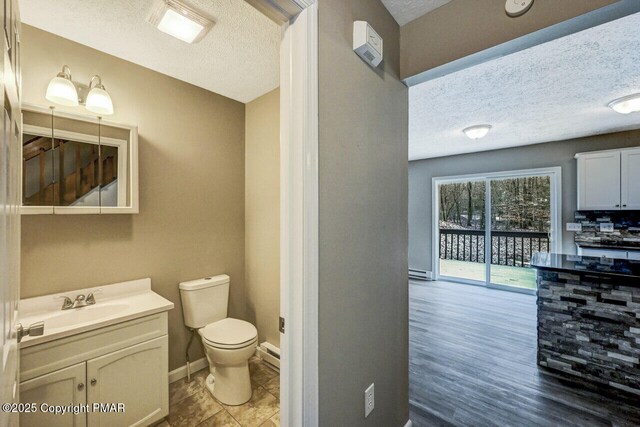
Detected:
[
  {"left": 318, "top": 0, "right": 409, "bottom": 424},
  {"left": 20, "top": 25, "right": 247, "bottom": 370},
  {"left": 401, "top": 0, "right": 619, "bottom": 80},
  {"left": 245, "top": 88, "right": 280, "bottom": 348}
]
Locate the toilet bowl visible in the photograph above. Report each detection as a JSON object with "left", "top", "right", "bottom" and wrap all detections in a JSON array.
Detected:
[
  {"left": 199, "top": 318, "right": 258, "bottom": 405},
  {"left": 179, "top": 275, "right": 258, "bottom": 405}
]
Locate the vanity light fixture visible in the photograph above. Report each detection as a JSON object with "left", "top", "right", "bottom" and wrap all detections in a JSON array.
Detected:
[
  {"left": 147, "top": 0, "right": 213, "bottom": 44},
  {"left": 45, "top": 65, "right": 79, "bottom": 107},
  {"left": 608, "top": 93, "right": 640, "bottom": 115},
  {"left": 463, "top": 124, "right": 492, "bottom": 140},
  {"left": 85, "top": 75, "right": 114, "bottom": 115},
  {"left": 45, "top": 66, "right": 114, "bottom": 115}
]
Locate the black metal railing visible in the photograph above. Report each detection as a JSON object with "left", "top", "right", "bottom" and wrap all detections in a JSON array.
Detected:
[{"left": 439, "top": 228, "right": 549, "bottom": 267}]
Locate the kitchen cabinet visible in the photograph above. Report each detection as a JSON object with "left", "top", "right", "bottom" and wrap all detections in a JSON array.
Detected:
[
  {"left": 576, "top": 147, "right": 640, "bottom": 210},
  {"left": 577, "top": 247, "right": 628, "bottom": 260},
  {"left": 621, "top": 148, "right": 640, "bottom": 209}
]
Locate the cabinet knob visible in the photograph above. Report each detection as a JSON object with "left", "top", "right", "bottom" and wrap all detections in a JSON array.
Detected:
[
  {"left": 77, "top": 383, "right": 84, "bottom": 391},
  {"left": 615, "top": 204, "right": 620, "bottom": 207},
  {"left": 91, "top": 378, "right": 97, "bottom": 386},
  {"left": 623, "top": 204, "right": 627, "bottom": 207}
]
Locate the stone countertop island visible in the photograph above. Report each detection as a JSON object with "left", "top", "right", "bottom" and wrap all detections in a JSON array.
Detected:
[{"left": 531, "top": 253, "right": 640, "bottom": 397}]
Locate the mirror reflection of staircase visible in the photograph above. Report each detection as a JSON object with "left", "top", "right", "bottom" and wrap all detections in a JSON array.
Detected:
[{"left": 23, "top": 135, "right": 117, "bottom": 206}]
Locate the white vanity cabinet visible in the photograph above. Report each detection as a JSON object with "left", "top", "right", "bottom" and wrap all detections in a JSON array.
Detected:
[
  {"left": 87, "top": 337, "right": 168, "bottom": 427},
  {"left": 19, "top": 313, "right": 169, "bottom": 427},
  {"left": 20, "top": 363, "right": 87, "bottom": 427},
  {"left": 576, "top": 147, "right": 640, "bottom": 210}
]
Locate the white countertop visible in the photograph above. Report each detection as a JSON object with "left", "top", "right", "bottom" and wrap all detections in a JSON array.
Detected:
[{"left": 19, "top": 278, "right": 174, "bottom": 348}]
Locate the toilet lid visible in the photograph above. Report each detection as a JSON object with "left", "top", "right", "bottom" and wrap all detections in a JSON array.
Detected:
[{"left": 201, "top": 318, "right": 257, "bottom": 347}]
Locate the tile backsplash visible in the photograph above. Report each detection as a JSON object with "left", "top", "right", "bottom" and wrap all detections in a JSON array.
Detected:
[{"left": 573, "top": 210, "right": 640, "bottom": 248}]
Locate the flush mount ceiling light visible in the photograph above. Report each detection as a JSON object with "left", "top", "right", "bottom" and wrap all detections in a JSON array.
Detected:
[
  {"left": 148, "top": 0, "right": 213, "bottom": 44},
  {"left": 45, "top": 66, "right": 114, "bottom": 115},
  {"left": 85, "top": 75, "right": 114, "bottom": 115},
  {"left": 608, "top": 93, "right": 640, "bottom": 115},
  {"left": 463, "top": 124, "right": 492, "bottom": 140},
  {"left": 45, "top": 65, "right": 79, "bottom": 107}
]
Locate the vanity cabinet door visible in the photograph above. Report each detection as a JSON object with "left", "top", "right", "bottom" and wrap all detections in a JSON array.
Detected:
[
  {"left": 86, "top": 336, "right": 168, "bottom": 427},
  {"left": 577, "top": 151, "right": 621, "bottom": 210},
  {"left": 621, "top": 148, "right": 640, "bottom": 209},
  {"left": 20, "top": 362, "right": 87, "bottom": 427}
]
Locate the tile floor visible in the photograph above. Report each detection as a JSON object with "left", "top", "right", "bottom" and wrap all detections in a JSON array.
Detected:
[{"left": 164, "top": 357, "right": 279, "bottom": 427}]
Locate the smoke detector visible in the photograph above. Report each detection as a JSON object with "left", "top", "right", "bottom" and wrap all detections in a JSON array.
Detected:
[{"left": 505, "top": 0, "right": 534, "bottom": 17}]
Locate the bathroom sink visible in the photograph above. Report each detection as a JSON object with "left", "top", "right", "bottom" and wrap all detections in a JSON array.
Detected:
[
  {"left": 18, "top": 278, "right": 174, "bottom": 347},
  {"left": 44, "top": 303, "right": 130, "bottom": 330}
]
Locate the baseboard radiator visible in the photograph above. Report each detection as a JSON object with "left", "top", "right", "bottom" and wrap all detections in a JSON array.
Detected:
[
  {"left": 256, "top": 342, "right": 280, "bottom": 371},
  {"left": 409, "top": 268, "right": 432, "bottom": 281}
]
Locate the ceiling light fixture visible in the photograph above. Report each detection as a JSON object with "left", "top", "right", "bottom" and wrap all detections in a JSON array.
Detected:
[
  {"left": 148, "top": 0, "right": 213, "bottom": 44},
  {"left": 45, "top": 66, "right": 114, "bottom": 115},
  {"left": 463, "top": 125, "right": 492, "bottom": 140},
  {"left": 608, "top": 93, "right": 640, "bottom": 115},
  {"left": 45, "top": 65, "right": 79, "bottom": 107}
]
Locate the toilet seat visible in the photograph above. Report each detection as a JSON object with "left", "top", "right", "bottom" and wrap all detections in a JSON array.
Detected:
[{"left": 200, "top": 318, "right": 258, "bottom": 349}]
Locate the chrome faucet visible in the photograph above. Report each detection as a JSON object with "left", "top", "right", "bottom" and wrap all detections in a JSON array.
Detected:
[
  {"left": 58, "top": 290, "right": 101, "bottom": 310},
  {"left": 72, "top": 294, "right": 89, "bottom": 309}
]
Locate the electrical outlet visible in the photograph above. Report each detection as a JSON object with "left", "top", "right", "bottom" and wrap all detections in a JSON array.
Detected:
[
  {"left": 600, "top": 223, "right": 614, "bottom": 232},
  {"left": 566, "top": 223, "right": 582, "bottom": 232},
  {"left": 364, "top": 383, "right": 374, "bottom": 418}
]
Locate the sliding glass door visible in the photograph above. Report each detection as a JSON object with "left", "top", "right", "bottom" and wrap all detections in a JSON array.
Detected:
[
  {"left": 435, "top": 169, "right": 560, "bottom": 294},
  {"left": 489, "top": 176, "right": 551, "bottom": 291},
  {"left": 438, "top": 180, "right": 486, "bottom": 283}
]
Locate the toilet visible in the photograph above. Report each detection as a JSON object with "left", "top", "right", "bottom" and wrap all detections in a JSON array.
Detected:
[{"left": 179, "top": 275, "right": 258, "bottom": 405}]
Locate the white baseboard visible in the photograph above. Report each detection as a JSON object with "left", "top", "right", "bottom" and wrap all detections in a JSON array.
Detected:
[
  {"left": 404, "top": 420, "right": 413, "bottom": 427},
  {"left": 168, "top": 357, "right": 208, "bottom": 384}
]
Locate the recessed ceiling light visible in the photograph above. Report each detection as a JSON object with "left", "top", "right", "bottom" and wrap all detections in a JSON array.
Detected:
[
  {"left": 463, "top": 125, "right": 492, "bottom": 140},
  {"left": 148, "top": 0, "right": 213, "bottom": 44},
  {"left": 608, "top": 93, "right": 640, "bottom": 114}
]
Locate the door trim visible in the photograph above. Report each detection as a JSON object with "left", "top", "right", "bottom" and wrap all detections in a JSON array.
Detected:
[{"left": 279, "top": 2, "right": 318, "bottom": 426}]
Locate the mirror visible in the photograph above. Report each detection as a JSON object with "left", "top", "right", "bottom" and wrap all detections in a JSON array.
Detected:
[{"left": 22, "top": 105, "right": 138, "bottom": 214}]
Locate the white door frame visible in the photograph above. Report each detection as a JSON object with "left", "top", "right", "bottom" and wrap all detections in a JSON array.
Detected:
[
  {"left": 431, "top": 167, "right": 562, "bottom": 293},
  {"left": 279, "top": 2, "right": 318, "bottom": 426}
]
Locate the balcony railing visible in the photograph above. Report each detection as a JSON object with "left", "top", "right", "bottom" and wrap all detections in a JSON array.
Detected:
[{"left": 439, "top": 228, "right": 550, "bottom": 267}]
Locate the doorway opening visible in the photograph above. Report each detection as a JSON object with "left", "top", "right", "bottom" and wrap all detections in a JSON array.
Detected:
[{"left": 433, "top": 168, "right": 562, "bottom": 294}]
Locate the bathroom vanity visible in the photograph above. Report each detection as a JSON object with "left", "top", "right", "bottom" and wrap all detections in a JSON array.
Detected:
[{"left": 18, "top": 278, "right": 173, "bottom": 427}]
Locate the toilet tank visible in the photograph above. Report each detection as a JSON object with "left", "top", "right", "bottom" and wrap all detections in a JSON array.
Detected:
[{"left": 179, "top": 275, "right": 230, "bottom": 329}]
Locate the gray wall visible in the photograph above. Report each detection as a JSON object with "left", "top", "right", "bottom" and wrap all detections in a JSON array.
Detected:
[
  {"left": 409, "top": 129, "right": 640, "bottom": 272},
  {"left": 318, "top": 0, "right": 409, "bottom": 425}
]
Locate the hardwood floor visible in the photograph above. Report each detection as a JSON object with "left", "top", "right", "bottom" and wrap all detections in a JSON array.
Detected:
[{"left": 409, "top": 280, "right": 640, "bottom": 427}]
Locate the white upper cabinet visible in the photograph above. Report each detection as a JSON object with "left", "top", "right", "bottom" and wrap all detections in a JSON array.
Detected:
[
  {"left": 576, "top": 150, "right": 621, "bottom": 210},
  {"left": 621, "top": 148, "right": 640, "bottom": 210},
  {"left": 576, "top": 147, "right": 640, "bottom": 211}
]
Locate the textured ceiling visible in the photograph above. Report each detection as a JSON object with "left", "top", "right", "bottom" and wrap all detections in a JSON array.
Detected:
[
  {"left": 380, "top": 0, "right": 451, "bottom": 26},
  {"left": 409, "top": 12, "right": 640, "bottom": 161},
  {"left": 20, "top": 0, "right": 280, "bottom": 103}
]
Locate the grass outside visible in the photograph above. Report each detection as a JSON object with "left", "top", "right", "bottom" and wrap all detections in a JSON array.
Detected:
[{"left": 439, "top": 259, "right": 537, "bottom": 290}]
